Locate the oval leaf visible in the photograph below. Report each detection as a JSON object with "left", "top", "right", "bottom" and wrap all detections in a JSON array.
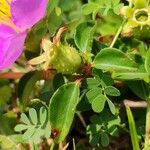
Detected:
[
  {"left": 22, "top": 126, "right": 35, "bottom": 140},
  {"left": 107, "top": 99, "right": 116, "bottom": 115},
  {"left": 75, "top": 22, "right": 96, "bottom": 52},
  {"left": 104, "top": 86, "right": 120, "bottom": 96},
  {"left": 93, "top": 48, "right": 137, "bottom": 71},
  {"left": 40, "top": 107, "right": 47, "bottom": 125},
  {"left": 29, "top": 108, "right": 38, "bottom": 125},
  {"left": 49, "top": 82, "right": 80, "bottom": 143},
  {"left": 20, "top": 113, "right": 30, "bottom": 125},
  {"left": 100, "top": 132, "right": 109, "bottom": 147},
  {"left": 92, "top": 94, "right": 106, "bottom": 113},
  {"left": 86, "top": 88, "right": 102, "bottom": 103},
  {"left": 14, "top": 124, "right": 29, "bottom": 132}
]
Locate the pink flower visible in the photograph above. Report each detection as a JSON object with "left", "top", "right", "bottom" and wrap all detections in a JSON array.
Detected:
[{"left": 0, "top": 0, "right": 48, "bottom": 69}]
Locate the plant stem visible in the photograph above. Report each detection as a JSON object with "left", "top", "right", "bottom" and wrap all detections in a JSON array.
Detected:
[
  {"left": 109, "top": 19, "right": 126, "bottom": 48},
  {"left": 144, "top": 100, "right": 150, "bottom": 149},
  {"left": 50, "top": 143, "right": 55, "bottom": 150}
]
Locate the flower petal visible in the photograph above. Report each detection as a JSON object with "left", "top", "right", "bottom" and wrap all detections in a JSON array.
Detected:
[
  {"left": 11, "top": 0, "right": 48, "bottom": 30},
  {"left": 0, "top": 24, "right": 27, "bottom": 69}
]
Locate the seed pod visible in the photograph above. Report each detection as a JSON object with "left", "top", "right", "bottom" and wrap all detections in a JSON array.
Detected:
[{"left": 49, "top": 43, "right": 82, "bottom": 74}]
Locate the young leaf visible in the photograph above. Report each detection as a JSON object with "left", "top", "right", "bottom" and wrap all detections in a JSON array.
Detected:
[
  {"left": 104, "top": 86, "right": 120, "bottom": 96},
  {"left": 14, "top": 124, "right": 29, "bottom": 132},
  {"left": 107, "top": 99, "right": 116, "bottom": 115},
  {"left": 29, "top": 108, "right": 38, "bottom": 125},
  {"left": 126, "top": 106, "right": 140, "bottom": 150},
  {"left": 49, "top": 82, "right": 80, "bottom": 143},
  {"left": 22, "top": 126, "right": 35, "bottom": 140},
  {"left": 20, "top": 113, "right": 31, "bottom": 125},
  {"left": 86, "top": 88, "right": 102, "bottom": 103},
  {"left": 15, "top": 107, "right": 51, "bottom": 144},
  {"left": 91, "top": 94, "right": 106, "bottom": 113},
  {"left": 75, "top": 22, "right": 96, "bottom": 52},
  {"left": 89, "top": 133, "right": 100, "bottom": 146},
  {"left": 83, "top": 78, "right": 100, "bottom": 89},
  {"left": 100, "top": 132, "right": 109, "bottom": 147},
  {"left": 31, "top": 127, "right": 44, "bottom": 144},
  {"left": 40, "top": 107, "right": 47, "bottom": 125},
  {"left": 93, "top": 48, "right": 138, "bottom": 71},
  {"left": 82, "top": 3, "right": 99, "bottom": 18}
]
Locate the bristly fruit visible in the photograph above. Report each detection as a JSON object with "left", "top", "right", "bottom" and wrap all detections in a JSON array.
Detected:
[
  {"left": 28, "top": 38, "right": 82, "bottom": 74},
  {"left": 49, "top": 42, "right": 82, "bottom": 74}
]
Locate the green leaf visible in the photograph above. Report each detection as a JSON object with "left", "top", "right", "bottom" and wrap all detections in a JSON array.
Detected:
[
  {"left": 74, "top": 22, "right": 96, "bottom": 52},
  {"left": 93, "top": 48, "right": 138, "bottom": 71},
  {"left": 100, "top": 132, "right": 109, "bottom": 147},
  {"left": 49, "top": 82, "right": 80, "bottom": 143},
  {"left": 29, "top": 108, "right": 38, "bottom": 125},
  {"left": 83, "top": 78, "right": 100, "bottom": 89},
  {"left": 0, "top": 85, "right": 12, "bottom": 105},
  {"left": 47, "top": 10, "right": 63, "bottom": 37},
  {"left": 85, "top": 0, "right": 123, "bottom": 16},
  {"left": 44, "top": 122, "right": 51, "bottom": 139},
  {"left": 31, "top": 127, "right": 43, "bottom": 144},
  {"left": 145, "top": 49, "right": 150, "bottom": 74},
  {"left": 15, "top": 107, "right": 51, "bottom": 144},
  {"left": 47, "top": 0, "right": 60, "bottom": 15},
  {"left": 92, "top": 94, "right": 106, "bottom": 113},
  {"left": 112, "top": 72, "right": 149, "bottom": 80},
  {"left": 104, "top": 86, "right": 120, "bottom": 96},
  {"left": 89, "top": 133, "right": 100, "bottom": 146},
  {"left": 126, "top": 106, "right": 140, "bottom": 150},
  {"left": 82, "top": 3, "right": 99, "bottom": 18},
  {"left": 25, "top": 19, "right": 47, "bottom": 56},
  {"left": 39, "top": 107, "right": 47, "bottom": 125},
  {"left": 22, "top": 126, "right": 35, "bottom": 140},
  {"left": 17, "top": 71, "right": 42, "bottom": 109},
  {"left": 87, "top": 124, "right": 101, "bottom": 135},
  {"left": 107, "top": 99, "right": 116, "bottom": 115},
  {"left": 126, "top": 80, "right": 150, "bottom": 100},
  {"left": 53, "top": 73, "right": 65, "bottom": 91},
  {"left": 14, "top": 124, "right": 28, "bottom": 132},
  {"left": 101, "top": 74, "right": 114, "bottom": 87},
  {"left": 86, "top": 88, "right": 102, "bottom": 103},
  {"left": 20, "top": 113, "right": 31, "bottom": 125}
]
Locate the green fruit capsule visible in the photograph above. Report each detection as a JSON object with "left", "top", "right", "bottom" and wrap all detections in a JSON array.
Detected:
[{"left": 49, "top": 43, "right": 82, "bottom": 74}]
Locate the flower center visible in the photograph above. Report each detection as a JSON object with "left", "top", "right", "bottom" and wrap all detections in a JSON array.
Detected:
[
  {"left": 0, "top": 0, "right": 11, "bottom": 18},
  {"left": 0, "top": 0, "right": 21, "bottom": 32},
  {"left": 134, "top": 9, "right": 149, "bottom": 23}
]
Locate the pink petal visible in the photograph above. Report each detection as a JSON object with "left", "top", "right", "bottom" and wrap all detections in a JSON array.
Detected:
[
  {"left": 11, "top": 0, "right": 48, "bottom": 30},
  {"left": 0, "top": 24, "right": 27, "bottom": 69}
]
